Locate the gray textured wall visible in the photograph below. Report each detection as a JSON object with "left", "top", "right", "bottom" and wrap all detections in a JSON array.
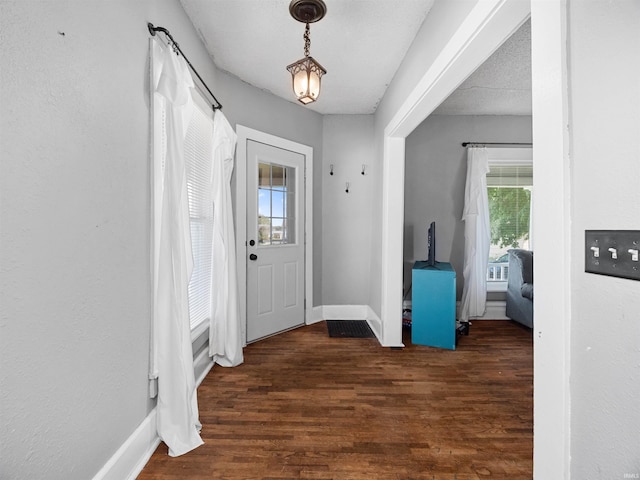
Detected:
[
  {"left": 404, "top": 115, "right": 532, "bottom": 299},
  {"left": 0, "top": 1, "right": 323, "bottom": 478},
  {"left": 321, "top": 115, "right": 374, "bottom": 305}
]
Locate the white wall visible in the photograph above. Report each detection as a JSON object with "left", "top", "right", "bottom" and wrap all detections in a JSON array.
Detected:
[
  {"left": 404, "top": 115, "right": 532, "bottom": 299},
  {"left": 567, "top": 1, "right": 640, "bottom": 476},
  {"left": 0, "top": 1, "right": 323, "bottom": 479},
  {"left": 321, "top": 115, "right": 374, "bottom": 305}
]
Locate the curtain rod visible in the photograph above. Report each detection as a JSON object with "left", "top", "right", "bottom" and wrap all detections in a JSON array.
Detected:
[
  {"left": 461, "top": 142, "right": 532, "bottom": 147},
  {"left": 147, "top": 22, "right": 223, "bottom": 110}
]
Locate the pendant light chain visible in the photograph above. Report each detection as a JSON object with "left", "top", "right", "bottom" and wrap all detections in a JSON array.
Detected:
[{"left": 304, "top": 23, "right": 311, "bottom": 57}]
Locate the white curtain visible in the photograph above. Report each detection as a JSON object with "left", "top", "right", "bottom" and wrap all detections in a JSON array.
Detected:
[
  {"left": 460, "top": 147, "right": 491, "bottom": 322},
  {"left": 209, "top": 111, "right": 244, "bottom": 367},
  {"left": 150, "top": 38, "right": 203, "bottom": 457}
]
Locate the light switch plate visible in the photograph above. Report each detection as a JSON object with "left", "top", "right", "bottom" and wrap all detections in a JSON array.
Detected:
[{"left": 585, "top": 230, "right": 640, "bottom": 281}]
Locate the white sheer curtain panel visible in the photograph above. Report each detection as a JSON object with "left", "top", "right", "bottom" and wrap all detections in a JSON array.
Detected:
[
  {"left": 209, "top": 111, "right": 244, "bottom": 367},
  {"left": 460, "top": 147, "right": 491, "bottom": 322},
  {"left": 150, "top": 38, "right": 203, "bottom": 457}
]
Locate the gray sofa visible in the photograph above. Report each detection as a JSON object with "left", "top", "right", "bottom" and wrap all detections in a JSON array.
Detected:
[{"left": 506, "top": 249, "right": 533, "bottom": 328}]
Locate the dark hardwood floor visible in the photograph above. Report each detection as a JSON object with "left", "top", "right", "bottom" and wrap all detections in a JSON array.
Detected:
[{"left": 138, "top": 320, "right": 533, "bottom": 479}]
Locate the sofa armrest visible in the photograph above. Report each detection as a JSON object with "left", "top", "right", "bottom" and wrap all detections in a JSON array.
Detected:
[{"left": 521, "top": 283, "right": 534, "bottom": 301}]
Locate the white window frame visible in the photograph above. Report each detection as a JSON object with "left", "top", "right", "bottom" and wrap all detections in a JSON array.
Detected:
[{"left": 486, "top": 147, "right": 533, "bottom": 292}]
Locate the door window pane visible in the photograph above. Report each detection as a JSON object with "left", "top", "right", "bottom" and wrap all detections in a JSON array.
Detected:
[
  {"left": 272, "top": 165, "right": 285, "bottom": 189},
  {"left": 272, "top": 190, "right": 284, "bottom": 217},
  {"left": 257, "top": 162, "right": 296, "bottom": 245},
  {"left": 258, "top": 163, "right": 271, "bottom": 187},
  {"left": 258, "top": 188, "right": 271, "bottom": 217}
]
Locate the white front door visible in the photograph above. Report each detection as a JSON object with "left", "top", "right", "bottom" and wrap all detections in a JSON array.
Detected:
[{"left": 246, "top": 140, "right": 305, "bottom": 342}]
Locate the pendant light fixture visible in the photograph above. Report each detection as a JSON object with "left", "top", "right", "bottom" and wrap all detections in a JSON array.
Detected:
[{"left": 286, "top": 0, "right": 327, "bottom": 105}]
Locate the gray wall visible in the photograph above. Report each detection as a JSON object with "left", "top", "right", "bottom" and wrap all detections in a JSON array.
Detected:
[
  {"left": 567, "top": 1, "right": 640, "bottom": 476},
  {"left": 369, "top": 0, "right": 480, "bottom": 316},
  {"left": 1, "top": 2, "right": 162, "bottom": 478},
  {"left": 0, "top": 1, "right": 322, "bottom": 479},
  {"left": 213, "top": 70, "right": 324, "bottom": 305},
  {"left": 404, "top": 115, "right": 532, "bottom": 299},
  {"left": 321, "top": 115, "right": 374, "bottom": 305}
]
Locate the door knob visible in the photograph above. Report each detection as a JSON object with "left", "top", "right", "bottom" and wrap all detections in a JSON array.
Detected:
[{"left": 249, "top": 253, "right": 258, "bottom": 261}]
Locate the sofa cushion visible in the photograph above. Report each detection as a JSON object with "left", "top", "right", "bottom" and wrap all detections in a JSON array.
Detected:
[{"left": 521, "top": 283, "right": 534, "bottom": 301}]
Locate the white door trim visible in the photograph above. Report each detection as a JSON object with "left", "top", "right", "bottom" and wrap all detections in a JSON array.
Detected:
[
  {"left": 235, "top": 126, "right": 314, "bottom": 343},
  {"left": 530, "top": 1, "right": 571, "bottom": 478}
]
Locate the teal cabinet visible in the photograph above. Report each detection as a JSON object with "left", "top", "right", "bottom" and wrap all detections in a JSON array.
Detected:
[{"left": 412, "top": 261, "right": 456, "bottom": 350}]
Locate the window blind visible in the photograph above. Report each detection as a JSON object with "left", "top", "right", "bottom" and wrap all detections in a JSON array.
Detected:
[
  {"left": 487, "top": 163, "right": 532, "bottom": 251},
  {"left": 184, "top": 96, "right": 215, "bottom": 330},
  {"left": 486, "top": 164, "right": 533, "bottom": 187}
]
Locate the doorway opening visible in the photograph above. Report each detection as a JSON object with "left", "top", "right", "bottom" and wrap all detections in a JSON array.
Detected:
[{"left": 379, "top": 2, "right": 571, "bottom": 476}]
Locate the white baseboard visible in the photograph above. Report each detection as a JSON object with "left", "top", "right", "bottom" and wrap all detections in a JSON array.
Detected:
[
  {"left": 94, "top": 353, "right": 214, "bottom": 480},
  {"left": 307, "top": 306, "right": 325, "bottom": 324},
  {"left": 310, "top": 305, "right": 402, "bottom": 348},
  {"left": 481, "top": 300, "right": 508, "bottom": 320},
  {"left": 364, "top": 306, "right": 383, "bottom": 345},
  {"left": 194, "top": 346, "right": 215, "bottom": 387},
  {"left": 456, "top": 300, "right": 509, "bottom": 320},
  {"left": 92, "top": 409, "right": 160, "bottom": 480},
  {"left": 321, "top": 304, "right": 369, "bottom": 320}
]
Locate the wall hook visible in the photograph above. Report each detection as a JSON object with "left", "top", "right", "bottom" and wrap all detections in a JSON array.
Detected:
[
  {"left": 345, "top": 182, "right": 350, "bottom": 193},
  {"left": 329, "top": 164, "right": 334, "bottom": 176},
  {"left": 361, "top": 164, "right": 366, "bottom": 175}
]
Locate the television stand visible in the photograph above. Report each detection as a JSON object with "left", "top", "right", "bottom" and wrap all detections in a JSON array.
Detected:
[{"left": 411, "top": 261, "right": 457, "bottom": 350}]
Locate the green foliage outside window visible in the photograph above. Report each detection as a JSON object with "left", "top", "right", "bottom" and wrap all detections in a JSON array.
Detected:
[{"left": 487, "top": 187, "right": 531, "bottom": 248}]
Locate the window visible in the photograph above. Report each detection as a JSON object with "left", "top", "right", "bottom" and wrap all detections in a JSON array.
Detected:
[
  {"left": 184, "top": 92, "right": 215, "bottom": 331},
  {"left": 486, "top": 149, "right": 533, "bottom": 291}
]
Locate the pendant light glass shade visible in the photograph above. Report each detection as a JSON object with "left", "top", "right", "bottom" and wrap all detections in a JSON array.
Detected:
[{"left": 287, "top": 56, "right": 326, "bottom": 105}]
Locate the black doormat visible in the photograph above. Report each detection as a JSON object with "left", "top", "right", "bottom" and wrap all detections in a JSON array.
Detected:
[{"left": 326, "top": 320, "right": 375, "bottom": 338}]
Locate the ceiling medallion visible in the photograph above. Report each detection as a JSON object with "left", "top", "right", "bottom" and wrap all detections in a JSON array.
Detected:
[{"left": 289, "top": 0, "right": 327, "bottom": 24}]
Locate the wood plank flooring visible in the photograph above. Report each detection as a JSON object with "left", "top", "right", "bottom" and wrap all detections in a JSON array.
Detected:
[{"left": 138, "top": 320, "right": 533, "bottom": 479}]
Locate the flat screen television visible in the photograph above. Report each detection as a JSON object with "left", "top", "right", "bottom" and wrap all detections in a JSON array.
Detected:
[{"left": 427, "top": 221, "right": 436, "bottom": 266}]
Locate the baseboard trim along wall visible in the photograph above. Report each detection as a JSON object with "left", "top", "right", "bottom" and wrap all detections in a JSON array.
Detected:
[
  {"left": 365, "top": 306, "right": 385, "bottom": 346},
  {"left": 456, "top": 300, "right": 509, "bottom": 320},
  {"left": 308, "top": 305, "right": 397, "bottom": 347},
  {"left": 308, "top": 306, "right": 325, "bottom": 324},
  {"left": 92, "top": 409, "right": 160, "bottom": 480},
  {"left": 93, "top": 349, "right": 215, "bottom": 480},
  {"left": 322, "top": 304, "right": 370, "bottom": 321},
  {"left": 312, "top": 302, "right": 508, "bottom": 345}
]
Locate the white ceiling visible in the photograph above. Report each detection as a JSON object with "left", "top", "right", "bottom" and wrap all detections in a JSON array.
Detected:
[{"left": 180, "top": 0, "right": 531, "bottom": 116}]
